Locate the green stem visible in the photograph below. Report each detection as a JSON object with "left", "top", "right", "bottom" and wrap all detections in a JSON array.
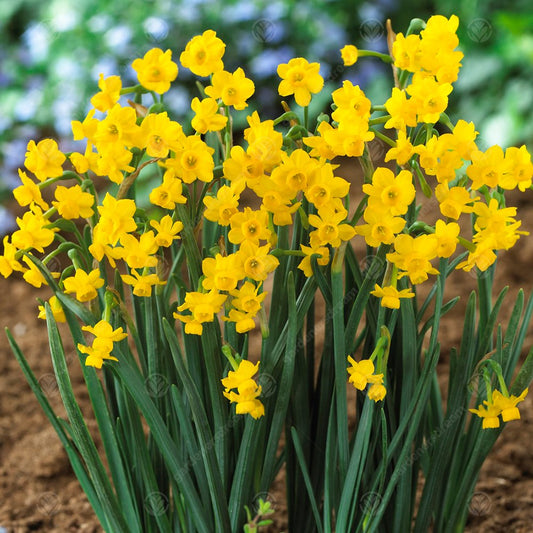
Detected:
[
  {"left": 369, "top": 116, "right": 390, "bottom": 127},
  {"left": 358, "top": 50, "right": 393, "bottom": 63},
  {"left": 331, "top": 241, "right": 349, "bottom": 476}
]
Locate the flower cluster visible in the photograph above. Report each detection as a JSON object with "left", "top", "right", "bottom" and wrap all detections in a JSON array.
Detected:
[
  {"left": 470, "top": 388, "right": 528, "bottom": 429},
  {"left": 221, "top": 359, "right": 264, "bottom": 419},
  {"left": 346, "top": 15, "right": 531, "bottom": 307},
  {"left": 389, "top": 15, "right": 462, "bottom": 125},
  {"left": 77, "top": 320, "right": 128, "bottom": 369},
  {"left": 347, "top": 356, "right": 386, "bottom": 402},
  {"left": 304, "top": 79, "right": 374, "bottom": 159}
]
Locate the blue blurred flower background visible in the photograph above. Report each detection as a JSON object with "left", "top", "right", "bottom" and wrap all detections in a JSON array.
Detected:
[{"left": 0, "top": 0, "right": 531, "bottom": 233}]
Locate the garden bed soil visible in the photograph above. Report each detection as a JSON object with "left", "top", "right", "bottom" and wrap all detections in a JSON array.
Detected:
[{"left": 1, "top": 188, "right": 533, "bottom": 532}]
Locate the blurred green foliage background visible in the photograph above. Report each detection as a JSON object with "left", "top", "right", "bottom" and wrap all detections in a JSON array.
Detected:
[{"left": 0, "top": 0, "right": 531, "bottom": 229}]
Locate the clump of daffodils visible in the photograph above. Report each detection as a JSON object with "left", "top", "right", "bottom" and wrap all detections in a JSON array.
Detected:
[{"left": 1, "top": 16, "right": 531, "bottom": 423}]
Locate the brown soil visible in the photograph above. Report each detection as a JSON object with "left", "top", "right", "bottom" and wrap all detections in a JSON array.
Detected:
[{"left": 1, "top": 190, "right": 533, "bottom": 532}]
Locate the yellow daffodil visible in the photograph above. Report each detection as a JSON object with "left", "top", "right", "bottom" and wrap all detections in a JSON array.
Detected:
[
  {"left": 355, "top": 207, "right": 406, "bottom": 248},
  {"left": 340, "top": 44, "right": 358, "bottom": 66},
  {"left": 77, "top": 343, "right": 118, "bottom": 369},
  {"left": 222, "top": 360, "right": 264, "bottom": 419},
  {"left": 38, "top": 295, "right": 66, "bottom": 323},
  {"left": 11, "top": 205, "right": 57, "bottom": 253},
  {"left": 435, "top": 183, "right": 478, "bottom": 220},
  {"left": 174, "top": 289, "right": 227, "bottom": 335},
  {"left": 120, "top": 231, "right": 159, "bottom": 270},
  {"left": 205, "top": 67, "right": 255, "bottom": 110},
  {"left": 150, "top": 215, "right": 183, "bottom": 247},
  {"left": 370, "top": 284, "right": 415, "bottom": 309},
  {"left": 13, "top": 170, "right": 49, "bottom": 210},
  {"left": 277, "top": 57, "right": 324, "bottom": 107},
  {"left": 0, "top": 236, "right": 24, "bottom": 278},
  {"left": 24, "top": 139, "right": 66, "bottom": 182},
  {"left": 228, "top": 208, "right": 271, "bottom": 246},
  {"left": 308, "top": 206, "right": 356, "bottom": 248},
  {"left": 298, "top": 243, "right": 330, "bottom": 278},
  {"left": 63, "top": 268, "right": 105, "bottom": 302},
  {"left": 150, "top": 173, "right": 187, "bottom": 210},
  {"left": 132, "top": 48, "right": 178, "bottom": 94},
  {"left": 180, "top": 30, "right": 225, "bottom": 77},
  {"left": 387, "top": 234, "right": 439, "bottom": 285},
  {"left": 163, "top": 135, "right": 215, "bottom": 184},
  {"left": 237, "top": 241, "right": 279, "bottom": 282},
  {"left": 90, "top": 74, "right": 122, "bottom": 112},
  {"left": 191, "top": 97, "right": 228, "bottom": 134},
  {"left": 82, "top": 320, "right": 128, "bottom": 353},
  {"left": 139, "top": 112, "right": 184, "bottom": 158},
  {"left": 52, "top": 185, "right": 95, "bottom": 220},
  {"left": 469, "top": 400, "right": 502, "bottom": 429},
  {"left": 121, "top": 270, "right": 165, "bottom": 297},
  {"left": 201, "top": 253, "right": 245, "bottom": 292},
  {"left": 491, "top": 389, "right": 528, "bottom": 422},
  {"left": 203, "top": 185, "right": 241, "bottom": 227}
]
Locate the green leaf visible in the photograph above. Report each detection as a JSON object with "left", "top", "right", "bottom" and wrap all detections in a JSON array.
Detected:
[
  {"left": 335, "top": 398, "right": 374, "bottom": 531},
  {"left": 86, "top": 369, "right": 142, "bottom": 532},
  {"left": 44, "top": 305, "right": 130, "bottom": 533},
  {"left": 504, "top": 291, "right": 533, "bottom": 382},
  {"left": 111, "top": 346, "right": 211, "bottom": 533},
  {"left": 170, "top": 386, "right": 211, "bottom": 508},
  {"left": 345, "top": 246, "right": 388, "bottom": 352},
  {"left": 331, "top": 242, "right": 349, "bottom": 476},
  {"left": 200, "top": 320, "right": 229, "bottom": 487},
  {"left": 311, "top": 254, "right": 332, "bottom": 306},
  {"left": 6, "top": 328, "right": 109, "bottom": 531},
  {"left": 511, "top": 346, "right": 533, "bottom": 395},
  {"left": 363, "top": 342, "right": 441, "bottom": 532},
  {"left": 290, "top": 427, "right": 324, "bottom": 533},
  {"left": 228, "top": 417, "right": 265, "bottom": 531},
  {"left": 163, "top": 320, "right": 231, "bottom": 533},
  {"left": 261, "top": 272, "right": 298, "bottom": 491},
  {"left": 263, "top": 275, "right": 317, "bottom": 370}
]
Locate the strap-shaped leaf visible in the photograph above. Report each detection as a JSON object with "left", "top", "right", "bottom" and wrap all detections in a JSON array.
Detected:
[
  {"left": 291, "top": 427, "right": 324, "bottom": 533},
  {"left": 163, "top": 319, "right": 231, "bottom": 533},
  {"left": 44, "top": 305, "right": 130, "bottom": 533},
  {"left": 170, "top": 386, "right": 211, "bottom": 508},
  {"left": 6, "top": 328, "right": 110, "bottom": 531},
  {"left": 111, "top": 345, "right": 212, "bottom": 533},
  {"left": 260, "top": 272, "right": 297, "bottom": 490},
  {"left": 335, "top": 398, "right": 374, "bottom": 531},
  {"left": 331, "top": 242, "right": 349, "bottom": 476}
]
